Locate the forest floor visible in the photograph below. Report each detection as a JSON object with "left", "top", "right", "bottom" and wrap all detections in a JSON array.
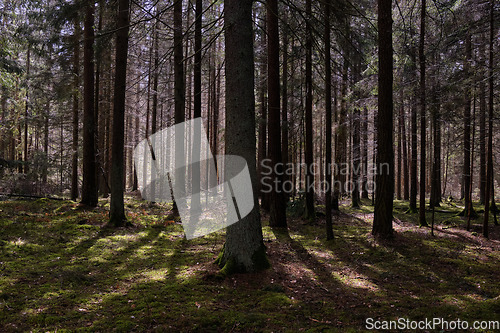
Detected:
[{"left": 0, "top": 195, "right": 499, "bottom": 332}]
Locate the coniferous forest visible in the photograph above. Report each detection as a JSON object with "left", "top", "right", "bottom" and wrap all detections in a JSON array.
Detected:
[{"left": 1, "top": 0, "right": 500, "bottom": 331}]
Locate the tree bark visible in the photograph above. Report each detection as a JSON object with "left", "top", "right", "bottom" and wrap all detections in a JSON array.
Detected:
[
  {"left": 361, "top": 106, "right": 369, "bottom": 199},
  {"left": 479, "top": 33, "right": 487, "bottom": 204},
  {"left": 463, "top": 34, "right": 475, "bottom": 217},
  {"left": 352, "top": 107, "right": 360, "bottom": 208},
  {"left": 304, "top": 0, "right": 315, "bottom": 218},
  {"left": 401, "top": 101, "right": 409, "bottom": 200},
  {"left": 191, "top": 0, "right": 202, "bottom": 212},
  {"left": 109, "top": 0, "right": 131, "bottom": 226},
  {"left": 483, "top": 0, "right": 495, "bottom": 238},
  {"left": 430, "top": 54, "right": 441, "bottom": 208},
  {"left": 324, "top": 0, "right": 334, "bottom": 240},
  {"left": 71, "top": 18, "right": 80, "bottom": 201},
  {"left": 397, "top": 103, "right": 402, "bottom": 200},
  {"left": 216, "top": 0, "right": 269, "bottom": 274},
  {"left": 409, "top": 50, "right": 418, "bottom": 212},
  {"left": 373, "top": 0, "right": 394, "bottom": 238},
  {"left": 257, "top": 16, "right": 269, "bottom": 210},
  {"left": 282, "top": 10, "right": 289, "bottom": 201},
  {"left": 24, "top": 46, "right": 29, "bottom": 174},
  {"left": 267, "top": 0, "right": 287, "bottom": 228},
  {"left": 418, "top": 0, "right": 428, "bottom": 226},
  {"left": 81, "top": 1, "right": 98, "bottom": 207},
  {"left": 174, "top": 0, "right": 185, "bottom": 203}
]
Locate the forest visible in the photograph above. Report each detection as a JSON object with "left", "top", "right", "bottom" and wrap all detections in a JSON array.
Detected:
[{"left": 1, "top": 0, "right": 500, "bottom": 331}]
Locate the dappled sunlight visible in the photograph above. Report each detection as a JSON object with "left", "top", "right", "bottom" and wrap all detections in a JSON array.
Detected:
[
  {"left": 330, "top": 269, "right": 380, "bottom": 292},
  {"left": 137, "top": 268, "right": 168, "bottom": 282}
]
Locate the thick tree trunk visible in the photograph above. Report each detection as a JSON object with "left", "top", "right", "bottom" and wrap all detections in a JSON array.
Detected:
[
  {"left": 373, "top": 0, "right": 394, "bottom": 238},
  {"left": 109, "top": 0, "right": 131, "bottom": 227},
  {"left": 216, "top": 0, "right": 269, "bottom": 274},
  {"left": 81, "top": 2, "right": 98, "bottom": 207}
]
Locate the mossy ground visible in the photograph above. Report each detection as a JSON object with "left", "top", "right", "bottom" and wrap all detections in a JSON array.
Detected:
[{"left": 0, "top": 196, "right": 499, "bottom": 332}]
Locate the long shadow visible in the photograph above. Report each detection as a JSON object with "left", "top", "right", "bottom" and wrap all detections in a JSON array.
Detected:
[
  {"left": 317, "top": 214, "right": 496, "bottom": 319},
  {"left": 270, "top": 227, "right": 376, "bottom": 310}
]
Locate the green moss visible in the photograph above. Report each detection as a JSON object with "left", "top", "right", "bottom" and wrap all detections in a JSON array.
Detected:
[
  {"left": 251, "top": 243, "right": 271, "bottom": 271},
  {"left": 218, "top": 257, "right": 239, "bottom": 276},
  {"left": 215, "top": 243, "right": 270, "bottom": 276},
  {"left": 214, "top": 243, "right": 225, "bottom": 267}
]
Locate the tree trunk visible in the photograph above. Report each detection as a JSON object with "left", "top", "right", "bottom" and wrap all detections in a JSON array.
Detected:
[
  {"left": 362, "top": 106, "right": 369, "bottom": 199},
  {"left": 191, "top": 0, "right": 202, "bottom": 212},
  {"left": 174, "top": 0, "right": 184, "bottom": 120},
  {"left": 479, "top": 33, "right": 487, "bottom": 204},
  {"left": 267, "top": 0, "right": 287, "bottom": 228},
  {"left": 282, "top": 10, "right": 289, "bottom": 201},
  {"left": 109, "top": 0, "right": 131, "bottom": 227},
  {"left": 71, "top": 19, "right": 80, "bottom": 201},
  {"left": 257, "top": 17, "right": 269, "bottom": 210},
  {"left": 0, "top": 86, "right": 5, "bottom": 161},
  {"left": 483, "top": 0, "right": 494, "bottom": 238},
  {"left": 396, "top": 103, "right": 402, "bottom": 200},
  {"left": 409, "top": 62, "right": 418, "bottom": 212},
  {"left": 43, "top": 98, "right": 49, "bottom": 183},
  {"left": 24, "top": 46, "right": 29, "bottom": 174},
  {"left": 463, "top": 34, "right": 475, "bottom": 217},
  {"left": 81, "top": 1, "right": 98, "bottom": 207},
  {"left": 373, "top": 0, "right": 394, "bottom": 238},
  {"left": 149, "top": 18, "right": 159, "bottom": 200},
  {"left": 174, "top": 0, "right": 185, "bottom": 204},
  {"left": 430, "top": 55, "right": 441, "bottom": 208},
  {"left": 324, "top": 0, "right": 334, "bottom": 240},
  {"left": 94, "top": 3, "right": 102, "bottom": 194},
  {"left": 216, "top": 0, "right": 269, "bottom": 274},
  {"left": 352, "top": 107, "right": 360, "bottom": 208},
  {"left": 401, "top": 101, "right": 409, "bottom": 200},
  {"left": 418, "top": 0, "right": 428, "bottom": 226},
  {"left": 304, "top": 0, "right": 315, "bottom": 218}
]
